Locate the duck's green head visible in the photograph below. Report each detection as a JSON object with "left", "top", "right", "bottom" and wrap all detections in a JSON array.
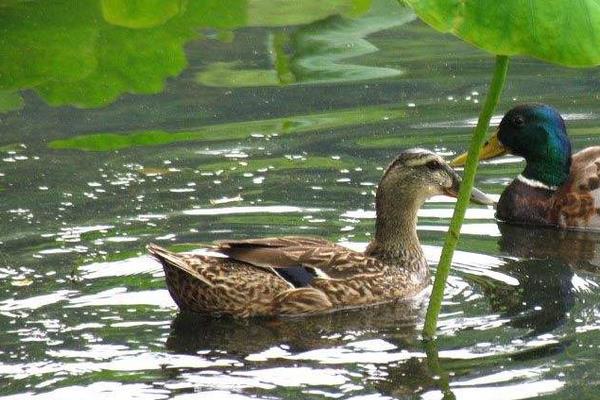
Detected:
[{"left": 453, "top": 104, "right": 572, "bottom": 187}]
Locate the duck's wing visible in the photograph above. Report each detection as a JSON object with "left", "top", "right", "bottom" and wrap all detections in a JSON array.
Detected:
[
  {"left": 148, "top": 243, "right": 215, "bottom": 286},
  {"left": 570, "top": 146, "right": 600, "bottom": 177},
  {"left": 215, "top": 236, "right": 339, "bottom": 248},
  {"left": 215, "top": 236, "right": 382, "bottom": 287},
  {"left": 568, "top": 147, "right": 600, "bottom": 195},
  {"left": 553, "top": 147, "right": 600, "bottom": 228}
]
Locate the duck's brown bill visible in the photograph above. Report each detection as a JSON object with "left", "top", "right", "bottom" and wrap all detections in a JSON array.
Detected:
[
  {"left": 450, "top": 131, "right": 508, "bottom": 167},
  {"left": 444, "top": 168, "right": 496, "bottom": 206}
]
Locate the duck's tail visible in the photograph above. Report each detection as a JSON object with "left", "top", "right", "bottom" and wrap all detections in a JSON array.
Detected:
[
  {"left": 147, "top": 243, "right": 184, "bottom": 266},
  {"left": 147, "top": 243, "right": 213, "bottom": 286}
]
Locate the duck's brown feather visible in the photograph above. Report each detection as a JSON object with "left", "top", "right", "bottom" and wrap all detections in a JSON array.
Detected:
[
  {"left": 148, "top": 237, "right": 428, "bottom": 317},
  {"left": 149, "top": 244, "right": 296, "bottom": 316},
  {"left": 215, "top": 236, "right": 341, "bottom": 249},
  {"left": 553, "top": 147, "right": 600, "bottom": 228},
  {"left": 216, "top": 236, "right": 384, "bottom": 279}
]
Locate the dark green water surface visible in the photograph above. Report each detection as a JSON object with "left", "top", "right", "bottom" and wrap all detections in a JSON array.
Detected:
[{"left": 1, "top": 1, "right": 600, "bottom": 399}]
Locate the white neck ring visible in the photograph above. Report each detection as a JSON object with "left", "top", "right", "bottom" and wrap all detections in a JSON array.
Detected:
[{"left": 516, "top": 174, "right": 558, "bottom": 191}]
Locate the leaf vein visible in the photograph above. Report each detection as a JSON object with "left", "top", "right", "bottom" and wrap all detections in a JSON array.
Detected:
[
  {"left": 581, "top": 0, "right": 597, "bottom": 43},
  {"left": 528, "top": 0, "right": 538, "bottom": 44}
]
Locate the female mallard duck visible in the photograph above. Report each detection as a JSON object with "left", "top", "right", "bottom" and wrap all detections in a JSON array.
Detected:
[
  {"left": 148, "top": 149, "right": 493, "bottom": 317},
  {"left": 452, "top": 103, "right": 600, "bottom": 229}
]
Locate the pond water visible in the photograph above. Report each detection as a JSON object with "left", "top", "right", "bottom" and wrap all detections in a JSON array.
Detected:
[{"left": 2, "top": 1, "right": 600, "bottom": 399}]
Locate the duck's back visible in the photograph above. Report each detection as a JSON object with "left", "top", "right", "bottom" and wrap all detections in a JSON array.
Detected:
[{"left": 552, "top": 146, "right": 600, "bottom": 229}]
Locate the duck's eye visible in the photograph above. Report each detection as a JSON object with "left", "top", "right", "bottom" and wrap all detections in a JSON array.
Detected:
[
  {"left": 513, "top": 115, "right": 525, "bottom": 127},
  {"left": 425, "top": 160, "right": 441, "bottom": 170}
]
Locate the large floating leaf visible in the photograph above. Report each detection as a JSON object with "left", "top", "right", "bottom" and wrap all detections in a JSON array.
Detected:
[{"left": 404, "top": 0, "right": 600, "bottom": 67}]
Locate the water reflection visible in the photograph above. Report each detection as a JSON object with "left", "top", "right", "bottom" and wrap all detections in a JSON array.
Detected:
[
  {"left": 424, "top": 340, "right": 456, "bottom": 400},
  {"left": 1, "top": 0, "right": 201, "bottom": 108},
  {"left": 462, "top": 224, "right": 600, "bottom": 337},
  {"left": 1, "top": 0, "right": 406, "bottom": 110},
  {"left": 379, "top": 339, "right": 566, "bottom": 400},
  {"left": 198, "top": 0, "right": 414, "bottom": 88},
  {"left": 498, "top": 223, "right": 600, "bottom": 266},
  {"left": 166, "top": 300, "right": 423, "bottom": 356},
  {"left": 476, "top": 258, "right": 575, "bottom": 336}
]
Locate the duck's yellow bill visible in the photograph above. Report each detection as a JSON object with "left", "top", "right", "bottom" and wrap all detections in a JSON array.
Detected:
[{"left": 450, "top": 132, "right": 508, "bottom": 167}]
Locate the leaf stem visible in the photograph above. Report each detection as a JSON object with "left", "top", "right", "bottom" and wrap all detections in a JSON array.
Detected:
[{"left": 423, "top": 55, "right": 510, "bottom": 339}]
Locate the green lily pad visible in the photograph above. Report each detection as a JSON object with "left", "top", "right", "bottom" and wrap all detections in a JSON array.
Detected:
[
  {"left": 0, "top": 1, "right": 98, "bottom": 92},
  {"left": 404, "top": 0, "right": 600, "bottom": 67},
  {"left": 1, "top": 0, "right": 382, "bottom": 108}
]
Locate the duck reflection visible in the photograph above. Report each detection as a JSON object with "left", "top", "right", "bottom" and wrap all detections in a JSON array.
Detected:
[
  {"left": 166, "top": 299, "right": 462, "bottom": 399},
  {"left": 480, "top": 257, "right": 574, "bottom": 335},
  {"left": 166, "top": 298, "right": 424, "bottom": 356},
  {"left": 498, "top": 222, "right": 600, "bottom": 265},
  {"left": 473, "top": 223, "right": 600, "bottom": 336}
]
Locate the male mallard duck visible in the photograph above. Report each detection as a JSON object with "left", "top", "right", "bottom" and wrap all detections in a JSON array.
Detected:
[
  {"left": 452, "top": 103, "right": 600, "bottom": 229},
  {"left": 148, "top": 149, "right": 493, "bottom": 317}
]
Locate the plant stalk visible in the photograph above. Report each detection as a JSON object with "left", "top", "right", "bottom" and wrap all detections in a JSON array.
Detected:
[{"left": 423, "top": 55, "right": 510, "bottom": 339}]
